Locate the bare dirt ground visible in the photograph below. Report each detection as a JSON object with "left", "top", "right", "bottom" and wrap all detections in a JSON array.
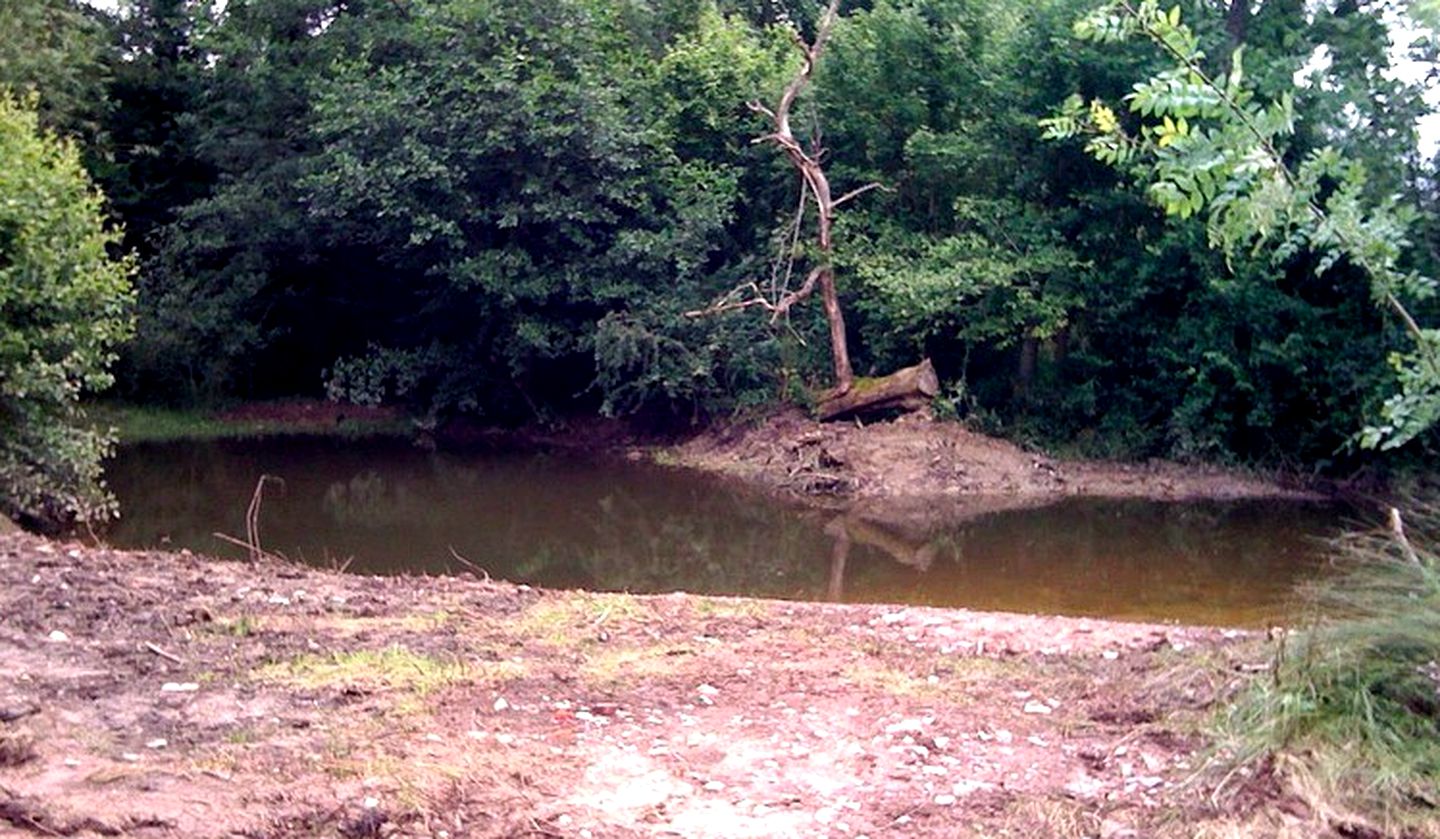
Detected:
[
  {"left": 1, "top": 530, "right": 1347, "bottom": 839},
  {"left": 669, "top": 410, "right": 1319, "bottom": 506}
]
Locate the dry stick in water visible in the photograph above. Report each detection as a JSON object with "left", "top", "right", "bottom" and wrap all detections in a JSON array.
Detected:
[
  {"left": 447, "top": 546, "right": 491, "bottom": 581},
  {"left": 214, "top": 475, "right": 286, "bottom": 563},
  {"left": 246, "top": 475, "right": 282, "bottom": 561}
]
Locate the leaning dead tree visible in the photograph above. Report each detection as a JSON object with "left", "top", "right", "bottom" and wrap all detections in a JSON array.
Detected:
[
  {"left": 685, "top": 0, "right": 877, "bottom": 395},
  {"left": 686, "top": 0, "right": 936, "bottom": 420}
]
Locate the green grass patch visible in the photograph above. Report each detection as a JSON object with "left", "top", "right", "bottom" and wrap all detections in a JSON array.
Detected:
[
  {"left": 87, "top": 402, "right": 411, "bottom": 444},
  {"left": 318, "top": 610, "right": 453, "bottom": 637},
  {"left": 196, "top": 614, "right": 261, "bottom": 638},
  {"left": 690, "top": 596, "right": 768, "bottom": 620},
  {"left": 580, "top": 643, "right": 698, "bottom": 686},
  {"left": 648, "top": 449, "right": 683, "bottom": 467},
  {"left": 255, "top": 646, "right": 522, "bottom": 695},
  {"left": 514, "top": 592, "right": 652, "bottom": 646},
  {"left": 1213, "top": 508, "right": 1440, "bottom": 835},
  {"left": 844, "top": 653, "right": 1023, "bottom": 699}
]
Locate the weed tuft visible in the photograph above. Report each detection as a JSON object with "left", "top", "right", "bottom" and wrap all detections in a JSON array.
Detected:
[
  {"left": 515, "top": 593, "right": 650, "bottom": 646},
  {"left": 255, "top": 646, "right": 521, "bottom": 695},
  {"left": 1214, "top": 504, "right": 1440, "bottom": 834}
]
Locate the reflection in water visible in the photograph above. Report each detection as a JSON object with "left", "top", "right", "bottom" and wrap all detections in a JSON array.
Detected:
[
  {"left": 104, "top": 437, "right": 1351, "bottom": 626},
  {"left": 818, "top": 503, "right": 1345, "bottom": 626}
]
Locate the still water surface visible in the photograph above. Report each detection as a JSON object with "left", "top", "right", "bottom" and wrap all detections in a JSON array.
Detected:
[{"left": 105, "top": 437, "right": 1351, "bottom": 626}]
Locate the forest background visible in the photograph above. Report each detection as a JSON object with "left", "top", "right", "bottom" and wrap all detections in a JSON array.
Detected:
[{"left": 7, "top": 0, "right": 1440, "bottom": 510}]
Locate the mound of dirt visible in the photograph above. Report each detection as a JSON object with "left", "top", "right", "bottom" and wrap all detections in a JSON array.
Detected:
[{"left": 672, "top": 410, "right": 1317, "bottom": 505}]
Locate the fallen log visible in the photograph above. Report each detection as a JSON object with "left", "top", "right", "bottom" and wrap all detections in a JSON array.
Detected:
[{"left": 816, "top": 358, "right": 939, "bottom": 421}]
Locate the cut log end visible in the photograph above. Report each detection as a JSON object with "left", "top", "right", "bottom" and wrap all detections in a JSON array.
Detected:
[{"left": 816, "top": 359, "right": 938, "bottom": 422}]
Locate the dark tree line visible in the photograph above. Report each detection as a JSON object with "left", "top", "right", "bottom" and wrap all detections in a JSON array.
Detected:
[{"left": 7, "top": 0, "right": 1440, "bottom": 471}]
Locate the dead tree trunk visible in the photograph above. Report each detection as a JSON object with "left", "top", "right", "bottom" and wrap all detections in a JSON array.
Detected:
[
  {"left": 684, "top": 0, "right": 883, "bottom": 396},
  {"left": 747, "top": 0, "right": 870, "bottom": 394}
]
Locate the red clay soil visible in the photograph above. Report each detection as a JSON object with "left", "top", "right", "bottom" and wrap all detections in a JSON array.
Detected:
[{"left": 0, "top": 530, "right": 1350, "bottom": 839}]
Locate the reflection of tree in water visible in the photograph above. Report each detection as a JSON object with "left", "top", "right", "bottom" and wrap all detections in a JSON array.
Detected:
[
  {"left": 331, "top": 450, "right": 838, "bottom": 596},
  {"left": 105, "top": 439, "right": 1344, "bottom": 622},
  {"left": 829, "top": 498, "right": 1342, "bottom": 621}
]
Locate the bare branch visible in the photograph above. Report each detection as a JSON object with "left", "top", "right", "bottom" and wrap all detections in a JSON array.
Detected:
[
  {"left": 746, "top": 100, "right": 776, "bottom": 120},
  {"left": 683, "top": 266, "right": 826, "bottom": 323},
  {"left": 812, "top": 0, "right": 842, "bottom": 57},
  {"left": 692, "top": 0, "right": 867, "bottom": 392},
  {"left": 833, "top": 182, "right": 890, "bottom": 208},
  {"left": 683, "top": 297, "right": 775, "bottom": 320},
  {"left": 769, "top": 267, "right": 825, "bottom": 323},
  {"left": 769, "top": 181, "right": 809, "bottom": 299},
  {"left": 683, "top": 283, "right": 777, "bottom": 319}
]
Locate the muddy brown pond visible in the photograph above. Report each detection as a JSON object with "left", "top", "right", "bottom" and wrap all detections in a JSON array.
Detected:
[{"left": 104, "top": 437, "right": 1352, "bottom": 627}]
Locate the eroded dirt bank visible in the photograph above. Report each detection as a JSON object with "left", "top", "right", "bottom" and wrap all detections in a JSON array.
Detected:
[
  {"left": 667, "top": 410, "right": 1321, "bottom": 506},
  {"left": 1, "top": 531, "right": 1344, "bottom": 838}
]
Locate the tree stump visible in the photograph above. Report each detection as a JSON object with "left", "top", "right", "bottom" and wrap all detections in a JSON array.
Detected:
[{"left": 815, "top": 358, "right": 939, "bottom": 421}]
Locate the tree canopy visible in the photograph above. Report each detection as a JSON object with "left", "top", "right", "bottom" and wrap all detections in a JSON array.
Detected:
[{"left": 7, "top": 0, "right": 1440, "bottom": 477}]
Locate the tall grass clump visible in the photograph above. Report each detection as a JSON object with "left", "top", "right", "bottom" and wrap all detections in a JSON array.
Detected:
[{"left": 1218, "top": 505, "right": 1440, "bottom": 833}]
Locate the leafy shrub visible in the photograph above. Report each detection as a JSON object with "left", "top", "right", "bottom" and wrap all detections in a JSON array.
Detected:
[{"left": 0, "top": 94, "right": 133, "bottom": 530}]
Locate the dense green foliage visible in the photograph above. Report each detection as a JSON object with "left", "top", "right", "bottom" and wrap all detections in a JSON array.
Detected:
[
  {"left": 0, "top": 94, "right": 134, "bottom": 529},
  {"left": 1043, "top": 0, "right": 1440, "bottom": 451},
  {"left": 0, "top": 0, "right": 108, "bottom": 138},
  {"left": 7, "top": 0, "right": 1440, "bottom": 472}
]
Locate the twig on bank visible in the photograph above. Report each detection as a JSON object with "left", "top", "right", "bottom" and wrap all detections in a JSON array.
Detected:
[
  {"left": 213, "top": 531, "right": 269, "bottom": 559},
  {"left": 143, "top": 641, "right": 185, "bottom": 665},
  {"left": 1388, "top": 507, "right": 1421, "bottom": 566},
  {"left": 447, "top": 546, "right": 491, "bottom": 581}
]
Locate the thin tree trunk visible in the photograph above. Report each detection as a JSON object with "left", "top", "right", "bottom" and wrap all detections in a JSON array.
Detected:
[
  {"left": 1015, "top": 336, "right": 1038, "bottom": 399},
  {"left": 1224, "top": 0, "right": 1249, "bottom": 46}
]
